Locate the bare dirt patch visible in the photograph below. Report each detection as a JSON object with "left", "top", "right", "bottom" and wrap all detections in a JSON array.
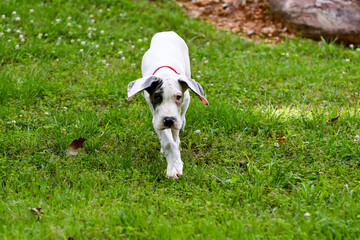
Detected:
[{"left": 177, "top": 0, "right": 295, "bottom": 43}]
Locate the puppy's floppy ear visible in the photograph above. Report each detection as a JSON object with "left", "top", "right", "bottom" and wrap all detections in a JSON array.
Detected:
[
  {"left": 127, "top": 76, "right": 163, "bottom": 101},
  {"left": 178, "top": 76, "right": 209, "bottom": 106}
]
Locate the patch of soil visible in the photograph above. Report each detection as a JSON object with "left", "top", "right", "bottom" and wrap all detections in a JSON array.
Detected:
[{"left": 177, "top": 0, "right": 295, "bottom": 43}]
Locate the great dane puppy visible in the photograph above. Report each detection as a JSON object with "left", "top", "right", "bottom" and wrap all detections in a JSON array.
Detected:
[{"left": 127, "top": 31, "right": 208, "bottom": 178}]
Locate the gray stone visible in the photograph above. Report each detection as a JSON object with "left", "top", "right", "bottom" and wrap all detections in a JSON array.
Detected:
[{"left": 269, "top": 0, "right": 360, "bottom": 44}]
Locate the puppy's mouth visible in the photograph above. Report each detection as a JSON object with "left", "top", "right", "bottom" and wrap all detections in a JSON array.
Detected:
[{"left": 159, "top": 125, "right": 180, "bottom": 131}]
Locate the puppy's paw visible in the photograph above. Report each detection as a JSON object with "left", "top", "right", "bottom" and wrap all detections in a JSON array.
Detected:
[{"left": 167, "top": 160, "right": 183, "bottom": 179}]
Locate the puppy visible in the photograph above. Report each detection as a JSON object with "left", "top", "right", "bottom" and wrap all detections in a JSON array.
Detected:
[{"left": 127, "top": 31, "right": 208, "bottom": 178}]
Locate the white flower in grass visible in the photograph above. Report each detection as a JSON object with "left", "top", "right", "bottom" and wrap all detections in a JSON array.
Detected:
[
  {"left": 91, "top": 19, "right": 96, "bottom": 24},
  {"left": 67, "top": 22, "right": 71, "bottom": 27},
  {"left": 79, "top": 49, "right": 84, "bottom": 53},
  {"left": 100, "top": 30, "right": 104, "bottom": 34},
  {"left": 19, "top": 34, "right": 23, "bottom": 39},
  {"left": 131, "top": 45, "right": 135, "bottom": 49},
  {"left": 118, "top": 50, "right": 123, "bottom": 55},
  {"left": 45, "top": 112, "right": 49, "bottom": 115},
  {"left": 15, "top": 44, "right": 19, "bottom": 49},
  {"left": 1, "top": 15, "right": 5, "bottom": 19},
  {"left": 88, "top": 33, "right": 92, "bottom": 38},
  {"left": 107, "top": 8, "right": 110, "bottom": 11},
  {"left": 131, "top": 63, "right": 135, "bottom": 67},
  {"left": 110, "top": 42, "right": 114, "bottom": 46},
  {"left": 354, "top": 135, "right": 360, "bottom": 142},
  {"left": 12, "top": 11, "right": 16, "bottom": 15},
  {"left": 6, "top": 28, "right": 11, "bottom": 32},
  {"left": 99, "top": 9, "right": 103, "bottom": 13},
  {"left": 77, "top": 39, "right": 81, "bottom": 42},
  {"left": 345, "top": 59, "right": 350, "bottom": 62},
  {"left": 78, "top": 25, "right": 82, "bottom": 29},
  {"left": 55, "top": 59, "right": 59, "bottom": 61},
  {"left": 194, "top": 129, "right": 201, "bottom": 134},
  {"left": 95, "top": 44, "right": 99, "bottom": 48},
  {"left": 89, "top": 14, "right": 94, "bottom": 18},
  {"left": 121, "top": 56, "right": 125, "bottom": 61},
  {"left": 102, "top": 60, "right": 107, "bottom": 64},
  {"left": 119, "top": 38, "right": 123, "bottom": 42},
  {"left": 304, "top": 212, "right": 310, "bottom": 217},
  {"left": 81, "top": 41, "right": 86, "bottom": 45},
  {"left": 15, "top": 17, "right": 20, "bottom": 21},
  {"left": 0, "top": 32, "right": 3, "bottom": 37},
  {"left": 38, "top": 33, "right": 43, "bottom": 39},
  {"left": 68, "top": 16, "right": 72, "bottom": 20},
  {"left": 30, "top": 19, "right": 34, "bottom": 23},
  {"left": 138, "top": 38, "right": 142, "bottom": 42},
  {"left": 30, "top": 9, "right": 34, "bottom": 13},
  {"left": 58, "top": 37, "right": 62, "bottom": 40},
  {"left": 45, "top": 33, "right": 48, "bottom": 37},
  {"left": 349, "top": 44, "right": 354, "bottom": 50},
  {"left": 55, "top": 19, "right": 60, "bottom": 24},
  {"left": 274, "top": 142, "right": 280, "bottom": 148}
]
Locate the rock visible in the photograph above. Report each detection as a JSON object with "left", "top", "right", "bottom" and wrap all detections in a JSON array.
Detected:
[{"left": 269, "top": 0, "right": 360, "bottom": 44}]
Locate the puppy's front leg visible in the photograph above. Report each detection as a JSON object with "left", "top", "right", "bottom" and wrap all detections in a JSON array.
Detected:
[{"left": 156, "top": 129, "right": 183, "bottom": 178}]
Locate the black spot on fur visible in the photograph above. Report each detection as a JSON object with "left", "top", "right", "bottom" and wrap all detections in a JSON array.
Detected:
[{"left": 150, "top": 88, "right": 163, "bottom": 109}]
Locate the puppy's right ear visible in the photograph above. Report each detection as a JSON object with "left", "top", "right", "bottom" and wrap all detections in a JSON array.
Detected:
[{"left": 127, "top": 76, "right": 163, "bottom": 101}]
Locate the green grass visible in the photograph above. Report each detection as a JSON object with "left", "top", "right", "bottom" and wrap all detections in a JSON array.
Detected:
[{"left": 1, "top": 0, "right": 360, "bottom": 239}]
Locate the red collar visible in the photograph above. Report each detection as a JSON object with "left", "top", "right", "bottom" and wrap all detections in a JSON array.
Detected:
[{"left": 152, "top": 66, "right": 179, "bottom": 75}]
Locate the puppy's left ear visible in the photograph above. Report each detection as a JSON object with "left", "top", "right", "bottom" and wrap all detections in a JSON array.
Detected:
[
  {"left": 127, "top": 76, "right": 162, "bottom": 101},
  {"left": 179, "top": 76, "right": 209, "bottom": 106}
]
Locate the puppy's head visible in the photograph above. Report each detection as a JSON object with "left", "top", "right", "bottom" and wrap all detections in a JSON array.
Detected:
[{"left": 128, "top": 75, "right": 208, "bottom": 130}]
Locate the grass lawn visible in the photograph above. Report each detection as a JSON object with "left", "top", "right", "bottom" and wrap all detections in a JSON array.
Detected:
[{"left": 1, "top": 0, "right": 360, "bottom": 239}]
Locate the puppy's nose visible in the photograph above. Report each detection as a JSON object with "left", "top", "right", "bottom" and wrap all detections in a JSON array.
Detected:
[{"left": 163, "top": 117, "right": 176, "bottom": 128}]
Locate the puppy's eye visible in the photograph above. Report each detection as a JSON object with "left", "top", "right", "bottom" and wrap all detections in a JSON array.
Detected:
[
  {"left": 176, "top": 95, "right": 182, "bottom": 101},
  {"left": 154, "top": 93, "right": 162, "bottom": 102}
]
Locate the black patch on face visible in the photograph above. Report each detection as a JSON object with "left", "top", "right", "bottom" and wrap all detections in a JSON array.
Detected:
[
  {"left": 142, "top": 77, "right": 163, "bottom": 109},
  {"left": 149, "top": 88, "right": 163, "bottom": 110}
]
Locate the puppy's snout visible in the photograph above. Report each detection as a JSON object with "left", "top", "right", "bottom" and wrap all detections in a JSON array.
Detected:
[{"left": 163, "top": 117, "right": 176, "bottom": 128}]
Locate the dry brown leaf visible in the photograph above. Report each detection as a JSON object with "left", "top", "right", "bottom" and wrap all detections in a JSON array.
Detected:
[
  {"left": 66, "top": 137, "right": 86, "bottom": 156},
  {"left": 328, "top": 115, "right": 340, "bottom": 123},
  {"left": 277, "top": 136, "right": 286, "bottom": 144},
  {"left": 240, "top": 154, "right": 254, "bottom": 164},
  {"left": 29, "top": 206, "right": 44, "bottom": 221}
]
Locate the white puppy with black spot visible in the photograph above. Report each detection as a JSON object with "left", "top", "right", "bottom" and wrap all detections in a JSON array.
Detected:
[{"left": 127, "top": 31, "right": 208, "bottom": 178}]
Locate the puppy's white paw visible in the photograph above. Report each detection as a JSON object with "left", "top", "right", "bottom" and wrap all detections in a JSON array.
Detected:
[{"left": 167, "top": 160, "right": 183, "bottom": 179}]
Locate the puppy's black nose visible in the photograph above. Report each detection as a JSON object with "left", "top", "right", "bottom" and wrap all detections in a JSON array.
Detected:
[{"left": 163, "top": 117, "right": 176, "bottom": 128}]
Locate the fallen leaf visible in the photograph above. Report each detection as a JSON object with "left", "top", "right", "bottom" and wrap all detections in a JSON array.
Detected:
[
  {"left": 277, "top": 136, "right": 286, "bottom": 144},
  {"left": 29, "top": 206, "right": 44, "bottom": 221},
  {"left": 328, "top": 115, "right": 340, "bottom": 123},
  {"left": 240, "top": 154, "right": 254, "bottom": 164},
  {"left": 66, "top": 137, "right": 86, "bottom": 156}
]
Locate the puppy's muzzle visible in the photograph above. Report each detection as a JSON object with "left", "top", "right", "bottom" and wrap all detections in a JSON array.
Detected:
[{"left": 163, "top": 117, "right": 176, "bottom": 128}]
